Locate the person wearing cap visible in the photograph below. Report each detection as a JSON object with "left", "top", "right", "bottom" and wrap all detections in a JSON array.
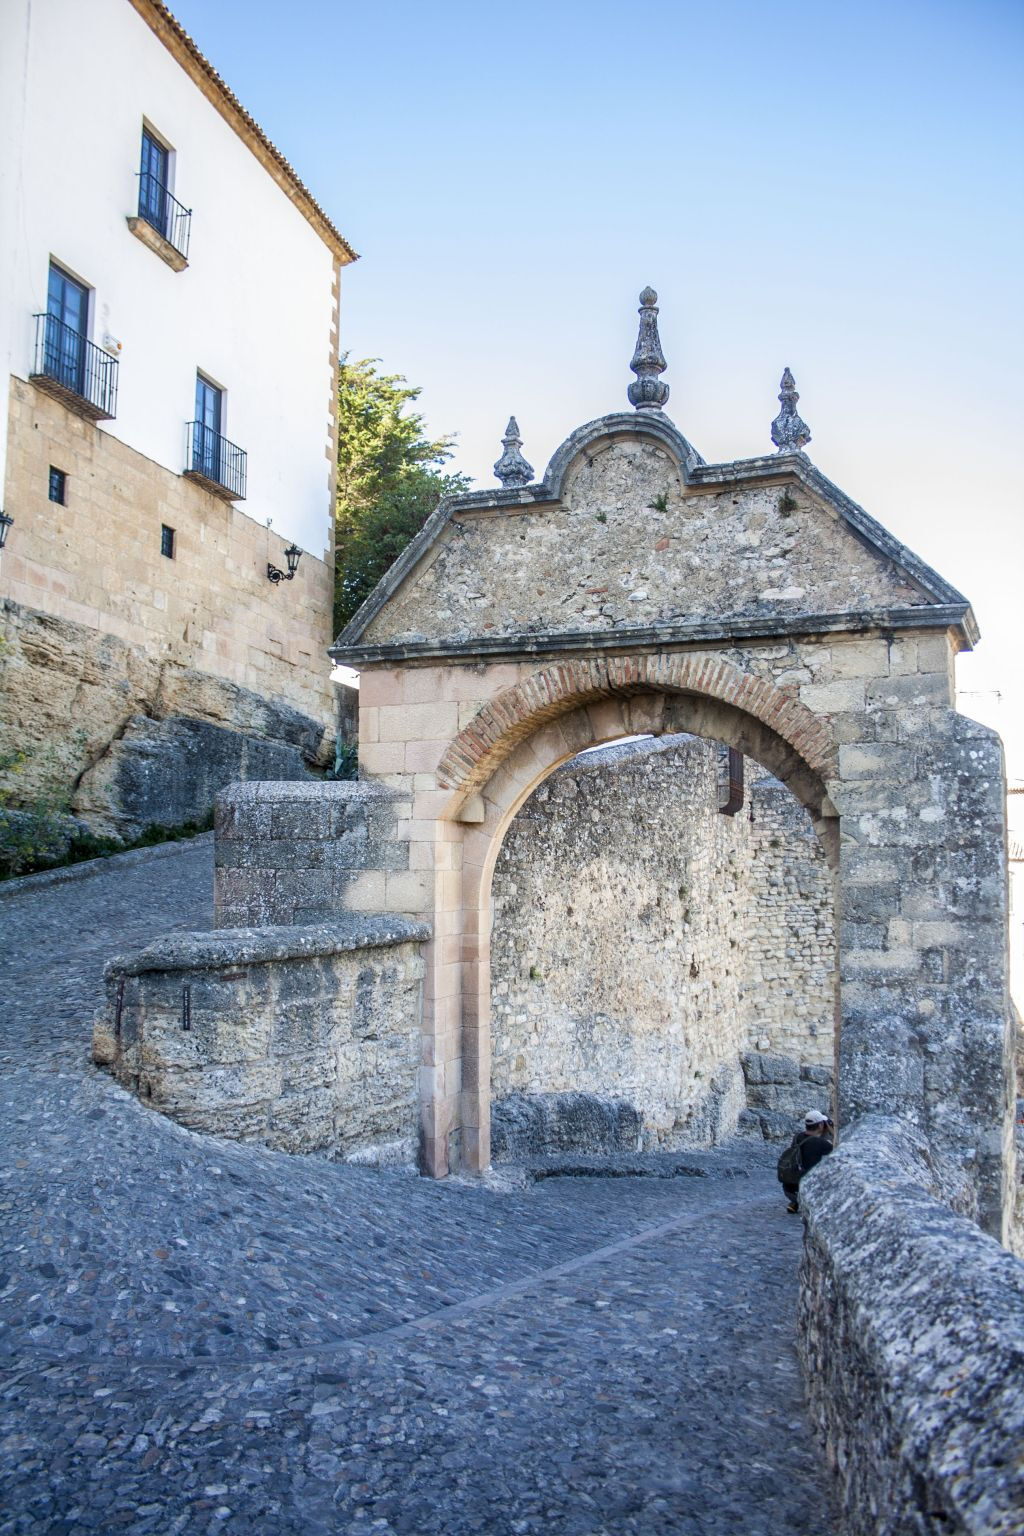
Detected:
[{"left": 779, "top": 1110, "right": 833, "bottom": 1213}]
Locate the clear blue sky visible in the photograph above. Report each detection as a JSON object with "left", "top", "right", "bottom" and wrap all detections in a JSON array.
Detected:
[{"left": 173, "top": 0, "right": 1024, "bottom": 770}]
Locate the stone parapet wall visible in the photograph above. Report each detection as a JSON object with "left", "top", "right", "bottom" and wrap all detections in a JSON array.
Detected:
[
  {"left": 798, "top": 1115, "right": 1024, "bottom": 1534},
  {"left": 213, "top": 780, "right": 411, "bottom": 928},
  {"left": 489, "top": 736, "right": 836, "bottom": 1145},
  {"left": 95, "top": 915, "right": 429, "bottom": 1160}
]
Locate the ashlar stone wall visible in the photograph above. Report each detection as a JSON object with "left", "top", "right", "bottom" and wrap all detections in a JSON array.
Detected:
[
  {"left": 0, "top": 382, "right": 336, "bottom": 836},
  {"left": 489, "top": 735, "right": 836, "bottom": 1146}
]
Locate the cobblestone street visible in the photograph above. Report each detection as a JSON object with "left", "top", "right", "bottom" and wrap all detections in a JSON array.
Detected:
[{"left": 1, "top": 841, "right": 835, "bottom": 1535}]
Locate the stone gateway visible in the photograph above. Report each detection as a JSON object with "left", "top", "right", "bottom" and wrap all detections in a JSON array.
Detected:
[{"left": 104, "top": 289, "right": 1015, "bottom": 1252}]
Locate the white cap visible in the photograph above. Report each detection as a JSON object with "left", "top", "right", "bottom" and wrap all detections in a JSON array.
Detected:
[{"left": 804, "top": 1110, "right": 828, "bottom": 1126}]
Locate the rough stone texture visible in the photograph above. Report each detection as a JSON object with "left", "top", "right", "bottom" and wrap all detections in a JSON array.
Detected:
[
  {"left": 214, "top": 779, "right": 409, "bottom": 927},
  {"left": 361, "top": 440, "right": 927, "bottom": 648},
  {"left": 75, "top": 714, "right": 317, "bottom": 839},
  {"left": 97, "top": 914, "right": 428, "bottom": 1158},
  {"left": 739, "top": 1052, "right": 834, "bottom": 1141},
  {"left": 0, "top": 598, "right": 333, "bottom": 837},
  {"left": 490, "top": 736, "right": 836, "bottom": 1145},
  {"left": 491, "top": 1092, "right": 644, "bottom": 1159},
  {"left": 798, "top": 1115, "right": 1024, "bottom": 1534},
  {"left": 0, "top": 838, "right": 837, "bottom": 1534}
]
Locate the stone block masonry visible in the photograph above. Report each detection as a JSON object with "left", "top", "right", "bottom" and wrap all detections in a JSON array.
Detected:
[
  {"left": 489, "top": 735, "right": 836, "bottom": 1146},
  {"left": 96, "top": 914, "right": 429, "bottom": 1159},
  {"left": 799, "top": 1115, "right": 1024, "bottom": 1534},
  {"left": 213, "top": 779, "right": 411, "bottom": 928},
  {"left": 0, "top": 380, "right": 336, "bottom": 834}
]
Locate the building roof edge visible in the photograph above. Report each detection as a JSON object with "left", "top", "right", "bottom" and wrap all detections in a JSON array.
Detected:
[{"left": 127, "top": 0, "right": 358, "bottom": 265}]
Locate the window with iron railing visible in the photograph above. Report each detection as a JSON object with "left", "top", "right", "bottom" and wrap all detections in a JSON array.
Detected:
[
  {"left": 185, "top": 421, "right": 247, "bottom": 500},
  {"left": 31, "top": 263, "right": 118, "bottom": 419},
  {"left": 135, "top": 127, "right": 191, "bottom": 261}
]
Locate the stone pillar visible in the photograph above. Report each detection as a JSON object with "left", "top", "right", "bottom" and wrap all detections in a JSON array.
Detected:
[
  {"left": 837, "top": 702, "right": 1013, "bottom": 1240},
  {"left": 213, "top": 780, "right": 410, "bottom": 928}
]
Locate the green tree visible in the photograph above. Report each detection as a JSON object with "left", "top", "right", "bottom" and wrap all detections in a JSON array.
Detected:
[{"left": 333, "top": 355, "right": 470, "bottom": 634}]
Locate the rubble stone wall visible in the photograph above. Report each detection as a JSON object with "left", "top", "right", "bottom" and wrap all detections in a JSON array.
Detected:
[
  {"left": 489, "top": 735, "right": 836, "bottom": 1145},
  {"left": 798, "top": 1115, "right": 1024, "bottom": 1534},
  {"left": 95, "top": 915, "right": 429, "bottom": 1161}
]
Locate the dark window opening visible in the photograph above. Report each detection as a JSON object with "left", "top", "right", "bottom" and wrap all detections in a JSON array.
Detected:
[
  {"left": 45, "top": 263, "right": 89, "bottom": 394},
  {"left": 160, "top": 524, "right": 175, "bottom": 559},
  {"left": 139, "top": 128, "right": 170, "bottom": 237},
  {"left": 48, "top": 467, "right": 67, "bottom": 505}
]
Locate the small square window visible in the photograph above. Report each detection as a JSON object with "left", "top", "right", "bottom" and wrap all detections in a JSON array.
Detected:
[
  {"left": 48, "top": 467, "right": 67, "bottom": 505},
  {"left": 160, "top": 524, "right": 175, "bottom": 559}
]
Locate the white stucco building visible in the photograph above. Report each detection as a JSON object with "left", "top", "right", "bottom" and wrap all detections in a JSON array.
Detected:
[
  {"left": 0, "top": 0, "right": 358, "bottom": 835},
  {"left": 0, "top": 0, "right": 355, "bottom": 556}
]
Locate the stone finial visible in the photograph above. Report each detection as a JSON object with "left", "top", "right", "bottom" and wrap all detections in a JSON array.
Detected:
[
  {"left": 493, "top": 416, "right": 534, "bottom": 487},
  {"left": 770, "top": 367, "right": 811, "bottom": 453},
  {"left": 628, "top": 287, "right": 670, "bottom": 412}
]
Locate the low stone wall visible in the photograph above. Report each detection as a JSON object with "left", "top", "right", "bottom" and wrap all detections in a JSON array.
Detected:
[
  {"left": 94, "top": 915, "right": 429, "bottom": 1161},
  {"left": 798, "top": 1115, "right": 1024, "bottom": 1534}
]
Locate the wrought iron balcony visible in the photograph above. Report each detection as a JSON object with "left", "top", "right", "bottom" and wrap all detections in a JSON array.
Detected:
[
  {"left": 31, "top": 312, "right": 118, "bottom": 420},
  {"left": 134, "top": 171, "right": 191, "bottom": 263},
  {"left": 184, "top": 421, "right": 247, "bottom": 501}
]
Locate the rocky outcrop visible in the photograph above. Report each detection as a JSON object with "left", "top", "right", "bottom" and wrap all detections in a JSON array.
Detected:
[
  {"left": 0, "top": 599, "right": 333, "bottom": 839},
  {"left": 73, "top": 716, "right": 317, "bottom": 841}
]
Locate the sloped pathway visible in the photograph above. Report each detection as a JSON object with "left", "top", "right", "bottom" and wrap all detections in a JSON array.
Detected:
[{"left": 0, "top": 841, "right": 835, "bottom": 1535}]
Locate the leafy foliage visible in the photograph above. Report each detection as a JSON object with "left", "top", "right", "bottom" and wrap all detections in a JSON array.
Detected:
[{"left": 333, "top": 355, "right": 470, "bottom": 634}]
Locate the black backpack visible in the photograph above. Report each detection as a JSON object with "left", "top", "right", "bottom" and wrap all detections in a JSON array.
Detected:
[{"left": 777, "top": 1137, "right": 804, "bottom": 1184}]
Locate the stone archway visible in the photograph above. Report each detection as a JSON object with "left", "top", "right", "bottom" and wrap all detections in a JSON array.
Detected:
[
  {"left": 444, "top": 673, "right": 838, "bottom": 1177},
  {"left": 333, "top": 294, "right": 1013, "bottom": 1239}
]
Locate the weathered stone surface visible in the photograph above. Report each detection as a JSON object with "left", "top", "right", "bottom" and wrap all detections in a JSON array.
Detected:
[
  {"left": 799, "top": 1115, "right": 1024, "bottom": 1534},
  {"left": 360, "top": 439, "right": 929, "bottom": 650},
  {"left": 213, "top": 779, "right": 408, "bottom": 926},
  {"left": 73, "top": 715, "right": 317, "bottom": 839},
  {"left": 490, "top": 736, "right": 836, "bottom": 1147},
  {"left": 491, "top": 1092, "right": 643, "bottom": 1158},
  {"left": 742, "top": 1050, "right": 802, "bottom": 1085},
  {"left": 98, "top": 914, "right": 429, "bottom": 1159},
  {"left": 0, "top": 598, "right": 334, "bottom": 838}
]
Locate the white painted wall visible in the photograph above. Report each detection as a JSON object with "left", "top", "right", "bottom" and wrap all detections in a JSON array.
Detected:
[{"left": 0, "top": 0, "right": 338, "bottom": 559}]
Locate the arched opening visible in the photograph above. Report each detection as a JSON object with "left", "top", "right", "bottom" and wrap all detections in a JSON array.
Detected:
[
  {"left": 486, "top": 733, "right": 838, "bottom": 1160},
  {"left": 447, "top": 680, "right": 838, "bottom": 1172}
]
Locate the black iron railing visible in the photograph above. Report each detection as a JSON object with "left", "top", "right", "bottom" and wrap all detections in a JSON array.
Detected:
[
  {"left": 31, "top": 313, "right": 118, "bottom": 419},
  {"left": 186, "top": 421, "right": 247, "bottom": 500},
  {"left": 136, "top": 171, "right": 191, "bottom": 260}
]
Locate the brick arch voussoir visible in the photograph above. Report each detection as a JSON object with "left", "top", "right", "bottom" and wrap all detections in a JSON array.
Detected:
[{"left": 436, "top": 654, "right": 836, "bottom": 797}]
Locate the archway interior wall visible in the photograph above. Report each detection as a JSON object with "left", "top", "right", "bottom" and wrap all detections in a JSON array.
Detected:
[{"left": 489, "top": 734, "right": 837, "bottom": 1151}]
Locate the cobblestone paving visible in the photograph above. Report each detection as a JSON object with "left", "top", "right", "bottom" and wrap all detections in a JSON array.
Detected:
[{"left": 0, "top": 842, "right": 835, "bottom": 1534}]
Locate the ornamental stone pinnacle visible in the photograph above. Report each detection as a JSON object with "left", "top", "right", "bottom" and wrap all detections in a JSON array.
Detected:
[
  {"left": 770, "top": 367, "right": 811, "bottom": 453},
  {"left": 627, "top": 287, "right": 670, "bottom": 411},
  {"left": 493, "top": 416, "right": 534, "bottom": 487}
]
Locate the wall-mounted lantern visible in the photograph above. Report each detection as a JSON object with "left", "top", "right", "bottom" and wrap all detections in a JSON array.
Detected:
[
  {"left": 0, "top": 511, "right": 13, "bottom": 550},
  {"left": 267, "top": 544, "right": 301, "bottom": 585}
]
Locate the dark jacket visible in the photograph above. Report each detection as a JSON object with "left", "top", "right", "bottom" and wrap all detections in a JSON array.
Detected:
[{"left": 793, "top": 1130, "right": 833, "bottom": 1177}]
